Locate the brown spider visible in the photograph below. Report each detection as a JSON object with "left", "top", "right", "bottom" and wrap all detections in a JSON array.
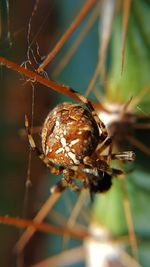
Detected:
[{"left": 25, "top": 92, "right": 135, "bottom": 196}]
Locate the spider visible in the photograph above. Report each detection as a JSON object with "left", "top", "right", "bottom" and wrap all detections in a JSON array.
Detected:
[{"left": 25, "top": 92, "right": 135, "bottom": 196}]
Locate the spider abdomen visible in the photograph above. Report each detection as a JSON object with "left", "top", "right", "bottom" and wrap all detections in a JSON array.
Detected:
[{"left": 41, "top": 102, "right": 100, "bottom": 166}]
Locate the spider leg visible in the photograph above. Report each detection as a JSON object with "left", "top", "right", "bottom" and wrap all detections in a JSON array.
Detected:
[
  {"left": 83, "top": 136, "right": 112, "bottom": 167},
  {"left": 95, "top": 135, "right": 135, "bottom": 163},
  {"left": 97, "top": 151, "right": 135, "bottom": 162},
  {"left": 50, "top": 168, "right": 82, "bottom": 193},
  {"left": 83, "top": 155, "right": 123, "bottom": 177},
  {"left": 65, "top": 169, "right": 82, "bottom": 192},
  {"left": 25, "top": 115, "right": 63, "bottom": 175},
  {"left": 83, "top": 163, "right": 123, "bottom": 177},
  {"left": 111, "top": 151, "right": 136, "bottom": 161},
  {"left": 87, "top": 100, "right": 108, "bottom": 141},
  {"left": 67, "top": 165, "right": 92, "bottom": 178},
  {"left": 95, "top": 137, "right": 112, "bottom": 155}
]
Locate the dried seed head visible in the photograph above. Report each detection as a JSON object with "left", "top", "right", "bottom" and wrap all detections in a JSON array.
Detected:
[{"left": 41, "top": 102, "right": 100, "bottom": 166}]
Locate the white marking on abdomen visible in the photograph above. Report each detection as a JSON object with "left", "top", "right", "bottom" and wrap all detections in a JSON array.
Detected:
[
  {"left": 56, "top": 147, "right": 64, "bottom": 154},
  {"left": 68, "top": 152, "right": 79, "bottom": 164},
  {"left": 61, "top": 137, "right": 67, "bottom": 147},
  {"left": 70, "top": 139, "right": 79, "bottom": 146}
]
